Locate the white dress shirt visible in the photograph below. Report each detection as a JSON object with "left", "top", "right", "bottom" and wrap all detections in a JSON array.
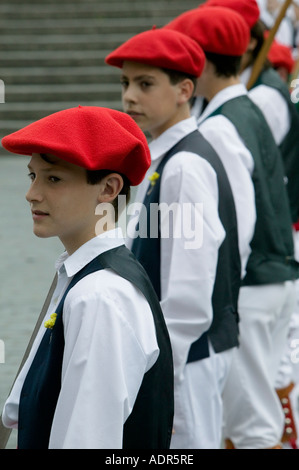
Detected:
[
  {"left": 197, "top": 84, "right": 257, "bottom": 279},
  {"left": 241, "top": 67, "right": 291, "bottom": 145},
  {"left": 2, "top": 228, "right": 159, "bottom": 449},
  {"left": 126, "top": 117, "right": 225, "bottom": 385}
]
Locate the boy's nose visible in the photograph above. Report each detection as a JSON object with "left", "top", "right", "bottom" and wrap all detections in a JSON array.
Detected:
[
  {"left": 122, "top": 85, "right": 137, "bottom": 104},
  {"left": 26, "top": 182, "right": 43, "bottom": 203}
]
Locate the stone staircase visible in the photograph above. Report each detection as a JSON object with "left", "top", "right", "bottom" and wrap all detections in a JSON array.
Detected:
[{"left": 0, "top": 0, "right": 201, "bottom": 155}]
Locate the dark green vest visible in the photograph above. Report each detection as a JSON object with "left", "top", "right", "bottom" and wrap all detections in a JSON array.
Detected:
[
  {"left": 18, "top": 245, "right": 174, "bottom": 449},
  {"left": 252, "top": 68, "right": 299, "bottom": 223},
  {"left": 132, "top": 130, "right": 241, "bottom": 360},
  {"left": 208, "top": 94, "right": 298, "bottom": 285}
]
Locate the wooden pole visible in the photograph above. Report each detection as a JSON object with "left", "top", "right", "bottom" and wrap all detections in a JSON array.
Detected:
[
  {"left": 289, "top": 54, "right": 299, "bottom": 84},
  {"left": 247, "top": 0, "right": 293, "bottom": 89},
  {"left": 0, "top": 274, "right": 57, "bottom": 449}
]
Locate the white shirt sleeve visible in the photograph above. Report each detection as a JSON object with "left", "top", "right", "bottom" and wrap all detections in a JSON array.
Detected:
[
  {"left": 158, "top": 151, "right": 225, "bottom": 384},
  {"left": 248, "top": 84, "right": 290, "bottom": 145},
  {"left": 199, "top": 116, "right": 256, "bottom": 279},
  {"left": 48, "top": 270, "right": 159, "bottom": 449}
]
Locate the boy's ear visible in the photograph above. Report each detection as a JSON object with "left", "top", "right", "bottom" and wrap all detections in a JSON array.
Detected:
[
  {"left": 247, "top": 36, "right": 258, "bottom": 54},
  {"left": 98, "top": 173, "right": 124, "bottom": 203},
  {"left": 177, "top": 78, "right": 195, "bottom": 105}
]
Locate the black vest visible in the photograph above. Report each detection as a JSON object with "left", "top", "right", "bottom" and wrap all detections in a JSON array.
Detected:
[
  {"left": 132, "top": 130, "right": 241, "bottom": 362},
  {"left": 252, "top": 67, "right": 299, "bottom": 223},
  {"left": 18, "top": 245, "right": 174, "bottom": 449},
  {"left": 208, "top": 95, "right": 298, "bottom": 285}
]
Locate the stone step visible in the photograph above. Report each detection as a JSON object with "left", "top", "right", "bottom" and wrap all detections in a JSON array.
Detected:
[
  {"left": 4, "top": 83, "right": 122, "bottom": 102},
  {"left": 0, "top": 16, "right": 176, "bottom": 35},
  {"left": 0, "top": 1, "right": 197, "bottom": 19},
  {"left": 0, "top": 32, "right": 136, "bottom": 46},
  {"left": 1, "top": 66, "right": 120, "bottom": 86},
  {"left": 0, "top": 0, "right": 202, "bottom": 156},
  {"left": 0, "top": 49, "right": 109, "bottom": 67},
  {"left": 0, "top": 32, "right": 139, "bottom": 52},
  {"left": 0, "top": 99, "right": 122, "bottom": 129}
]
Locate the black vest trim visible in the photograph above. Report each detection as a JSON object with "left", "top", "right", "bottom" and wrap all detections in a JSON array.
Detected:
[{"left": 18, "top": 245, "right": 174, "bottom": 449}]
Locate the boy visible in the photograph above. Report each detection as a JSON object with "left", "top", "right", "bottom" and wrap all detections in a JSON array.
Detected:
[
  {"left": 166, "top": 6, "right": 298, "bottom": 448},
  {"left": 106, "top": 27, "right": 243, "bottom": 448},
  {"left": 1, "top": 105, "right": 174, "bottom": 449},
  {"left": 205, "top": 0, "right": 299, "bottom": 225},
  {"left": 201, "top": 0, "right": 299, "bottom": 448}
]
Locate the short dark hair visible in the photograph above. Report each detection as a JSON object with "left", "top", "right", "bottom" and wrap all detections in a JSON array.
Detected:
[
  {"left": 248, "top": 20, "right": 271, "bottom": 69},
  {"left": 204, "top": 52, "right": 242, "bottom": 77},
  {"left": 161, "top": 67, "right": 197, "bottom": 102},
  {"left": 162, "top": 67, "right": 197, "bottom": 86},
  {"left": 251, "top": 20, "right": 266, "bottom": 61},
  {"left": 86, "top": 169, "right": 131, "bottom": 222}
]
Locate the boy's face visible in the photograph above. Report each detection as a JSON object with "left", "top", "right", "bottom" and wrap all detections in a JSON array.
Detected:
[
  {"left": 26, "top": 153, "right": 102, "bottom": 254},
  {"left": 120, "top": 61, "right": 187, "bottom": 139}
]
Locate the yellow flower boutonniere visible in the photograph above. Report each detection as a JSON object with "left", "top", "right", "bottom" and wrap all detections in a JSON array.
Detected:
[
  {"left": 44, "top": 313, "right": 57, "bottom": 329},
  {"left": 147, "top": 171, "right": 160, "bottom": 195}
]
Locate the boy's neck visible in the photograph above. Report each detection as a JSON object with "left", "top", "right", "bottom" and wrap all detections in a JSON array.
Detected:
[
  {"left": 204, "top": 75, "right": 241, "bottom": 102},
  {"left": 150, "top": 105, "right": 192, "bottom": 140},
  {"left": 64, "top": 219, "right": 117, "bottom": 255}
]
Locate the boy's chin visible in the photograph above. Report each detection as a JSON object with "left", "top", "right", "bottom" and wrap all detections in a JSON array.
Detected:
[{"left": 32, "top": 228, "right": 53, "bottom": 239}]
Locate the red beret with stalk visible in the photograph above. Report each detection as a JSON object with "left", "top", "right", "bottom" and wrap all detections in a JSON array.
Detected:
[
  {"left": 202, "top": 0, "right": 260, "bottom": 28},
  {"left": 1, "top": 106, "right": 151, "bottom": 186},
  {"left": 165, "top": 6, "right": 251, "bottom": 56},
  {"left": 105, "top": 26, "right": 206, "bottom": 77}
]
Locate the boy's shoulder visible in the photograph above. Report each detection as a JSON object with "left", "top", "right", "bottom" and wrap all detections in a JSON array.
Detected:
[
  {"left": 161, "top": 145, "right": 218, "bottom": 190},
  {"left": 65, "top": 267, "right": 144, "bottom": 306},
  {"left": 63, "top": 267, "right": 155, "bottom": 334}
]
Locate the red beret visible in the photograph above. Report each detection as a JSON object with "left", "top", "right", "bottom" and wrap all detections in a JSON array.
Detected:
[
  {"left": 105, "top": 27, "right": 205, "bottom": 77},
  {"left": 1, "top": 106, "right": 151, "bottom": 186},
  {"left": 202, "top": 0, "right": 260, "bottom": 28},
  {"left": 165, "top": 6, "right": 250, "bottom": 56},
  {"left": 268, "top": 39, "right": 295, "bottom": 74}
]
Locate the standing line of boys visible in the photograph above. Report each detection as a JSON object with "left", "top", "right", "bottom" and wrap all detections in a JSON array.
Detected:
[
  {"left": 105, "top": 0, "right": 299, "bottom": 449},
  {"left": 232, "top": 0, "right": 299, "bottom": 449},
  {"left": 106, "top": 26, "right": 242, "bottom": 448},
  {"left": 1, "top": 0, "right": 299, "bottom": 450},
  {"left": 199, "top": 0, "right": 299, "bottom": 449}
]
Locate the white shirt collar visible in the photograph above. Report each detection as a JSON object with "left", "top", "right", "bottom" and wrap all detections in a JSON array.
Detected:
[
  {"left": 149, "top": 116, "right": 198, "bottom": 161},
  {"left": 240, "top": 67, "right": 252, "bottom": 88},
  {"left": 55, "top": 227, "right": 125, "bottom": 277},
  {"left": 198, "top": 83, "right": 248, "bottom": 124}
]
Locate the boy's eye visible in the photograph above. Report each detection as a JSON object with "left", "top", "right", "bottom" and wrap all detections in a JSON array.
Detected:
[
  {"left": 120, "top": 79, "right": 129, "bottom": 88},
  {"left": 49, "top": 176, "right": 60, "bottom": 183},
  {"left": 27, "top": 173, "right": 60, "bottom": 183},
  {"left": 140, "top": 81, "right": 152, "bottom": 89}
]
